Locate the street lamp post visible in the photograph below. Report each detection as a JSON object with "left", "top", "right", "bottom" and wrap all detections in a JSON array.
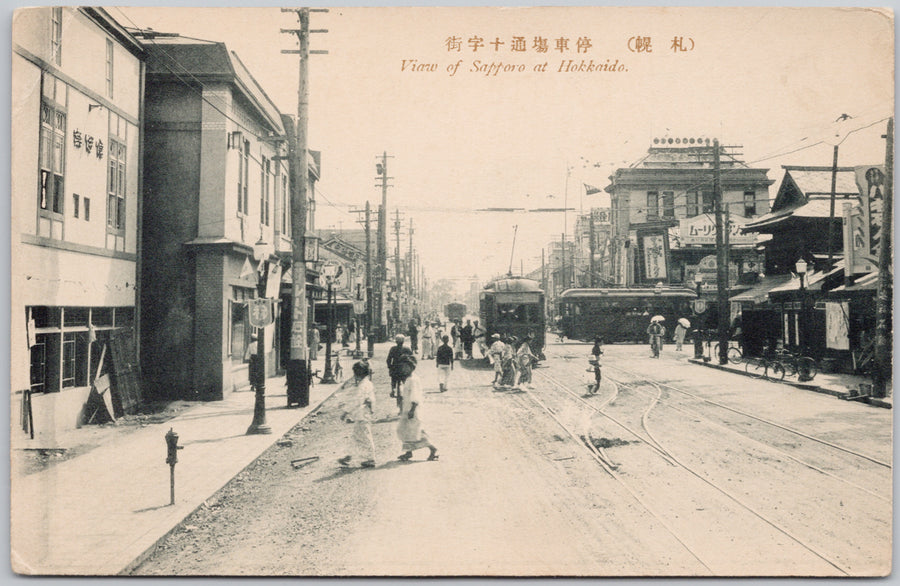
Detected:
[
  {"left": 693, "top": 272, "right": 704, "bottom": 359},
  {"left": 247, "top": 237, "right": 274, "bottom": 435},
  {"left": 795, "top": 258, "right": 808, "bottom": 359},
  {"left": 320, "top": 263, "right": 338, "bottom": 384}
]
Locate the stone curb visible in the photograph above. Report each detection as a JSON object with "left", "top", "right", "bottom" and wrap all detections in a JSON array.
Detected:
[
  {"left": 688, "top": 358, "right": 890, "bottom": 409},
  {"left": 117, "top": 384, "right": 340, "bottom": 576}
]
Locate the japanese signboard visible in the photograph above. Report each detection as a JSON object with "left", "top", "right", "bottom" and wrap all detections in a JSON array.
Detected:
[
  {"left": 248, "top": 298, "right": 274, "bottom": 328},
  {"left": 677, "top": 214, "right": 756, "bottom": 247},
  {"left": 641, "top": 233, "right": 667, "bottom": 281}
]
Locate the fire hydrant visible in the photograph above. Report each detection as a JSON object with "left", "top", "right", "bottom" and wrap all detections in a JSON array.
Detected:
[{"left": 165, "top": 428, "right": 183, "bottom": 505}]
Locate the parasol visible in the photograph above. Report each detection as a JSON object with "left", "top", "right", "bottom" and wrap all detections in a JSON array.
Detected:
[
  {"left": 650, "top": 315, "right": 665, "bottom": 323},
  {"left": 678, "top": 318, "right": 691, "bottom": 328}
]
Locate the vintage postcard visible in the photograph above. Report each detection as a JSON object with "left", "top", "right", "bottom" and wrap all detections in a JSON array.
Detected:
[{"left": 9, "top": 5, "right": 894, "bottom": 577}]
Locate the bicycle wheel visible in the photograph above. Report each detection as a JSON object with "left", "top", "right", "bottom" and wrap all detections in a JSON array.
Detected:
[
  {"left": 768, "top": 361, "right": 786, "bottom": 381},
  {"left": 727, "top": 346, "right": 743, "bottom": 364},
  {"left": 780, "top": 356, "right": 798, "bottom": 377},
  {"left": 745, "top": 358, "right": 766, "bottom": 378},
  {"left": 797, "top": 357, "right": 818, "bottom": 381}
]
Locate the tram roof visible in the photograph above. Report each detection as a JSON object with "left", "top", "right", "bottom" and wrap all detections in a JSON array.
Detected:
[
  {"left": 559, "top": 287, "right": 697, "bottom": 298},
  {"left": 483, "top": 277, "right": 543, "bottom": 293}
]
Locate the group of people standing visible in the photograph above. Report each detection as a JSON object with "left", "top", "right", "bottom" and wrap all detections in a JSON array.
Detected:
[
  {"left": 412, "top": 318, "right": 486, "bottom": 362},
  {"left": 487, "top": 331, "right": 537, "bottom": 391}
]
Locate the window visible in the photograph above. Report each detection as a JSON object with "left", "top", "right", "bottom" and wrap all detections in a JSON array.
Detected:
[
  {"left": 105, "top": 39, "right": 114, "bottom": 98},
  {"left": 28, "top": 306, "right": 130, "bottom": 393},
  {"left": 281, "top": 174, "right": 289, "bottom": 234},
  {"left": 107, "top": 139, "right": 126, "bottom": 232},
  {"left": 50, "top": 7, "right": 62, "bottom": 65},
  {"left": 72, "top": 193, "right": 79, "bottom": 218},
  {"left": 743, "top": 190, "right": 757, "bottom": 217},
  {"left": 646, "top": 191, "right": 659, "bottom": 218},
  {"left": 84, "top": 197, "right": 91, "bottom": 221},
  {"left": 701, "top": 190, "right": 714, "bottom": 214},
  {"left": 39, "top": 75, "right": 67, "bottom": 236},
  {"left": 238, "top": 140, "right": 250, "bottom": 214},
  {"left": 260, "top": 157, "right": 270, "bottom": 226},
  {"left": 662, "top": 191, "right": 675, "bottom": 218},
  {"left": 686, "top": 192, "right": 698, "bottom": 217}
]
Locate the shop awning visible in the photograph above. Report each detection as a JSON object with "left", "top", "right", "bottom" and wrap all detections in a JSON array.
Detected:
[{"left": 729, "top": 274, "right": 793, "bottom": 303}]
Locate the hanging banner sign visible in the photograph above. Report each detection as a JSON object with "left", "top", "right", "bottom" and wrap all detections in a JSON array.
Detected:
[
  {"left": 842, "top": 202, "right": 877, "bottom": 275},
  {"left": 853, "top": 164, "right": 884, "bottom": 265},
  {"left": 642, "top": 233, "right": 667, "bottom": 281},
  {"left": 825, "top": 301, "right": 850, "bottom": 350}
]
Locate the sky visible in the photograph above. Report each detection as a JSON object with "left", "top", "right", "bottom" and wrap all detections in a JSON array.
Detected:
[{"left": 113, "top": 5, "right": 894, "bottom": 293}]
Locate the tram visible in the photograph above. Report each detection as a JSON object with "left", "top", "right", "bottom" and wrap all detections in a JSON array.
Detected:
[
  {"left": 557, "top": 287, "right": 699, "bottom": 343},
  {"left": 444, "top": 302, "right": 468, "bottom": 322},
  {"left": 480, "top": 276, "right": 546, "bottom": 358}
]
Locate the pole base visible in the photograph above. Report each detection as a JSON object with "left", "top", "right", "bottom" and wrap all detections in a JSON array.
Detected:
[{"left": 246, "top": 422, "right": 272, "bottom": 435}]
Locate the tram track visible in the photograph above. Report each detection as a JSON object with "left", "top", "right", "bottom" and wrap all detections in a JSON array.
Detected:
[{"left": 528, "top": 365, "right": 857, "bottom": 576}]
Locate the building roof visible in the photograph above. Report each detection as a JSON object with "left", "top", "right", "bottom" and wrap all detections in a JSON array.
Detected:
[
  {"left": 142, "top": 38, "right": 285, "bottom": 136},
  {"left": 729, "top": 274, "right": 793, "bottom": 303},
  {"left": 742, "top": 167, "right": 860, "bottom": 233}
]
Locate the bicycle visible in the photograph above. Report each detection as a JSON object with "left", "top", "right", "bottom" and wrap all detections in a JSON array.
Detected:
[
  {"left": 714, "top": 340, "right": 744, "bottom": 364},
  {"left": 772, "top": 347, "right": 818, "bottom": 381},
  {"left": 744, "top": 354, "right": 785, "bottom": 381}
]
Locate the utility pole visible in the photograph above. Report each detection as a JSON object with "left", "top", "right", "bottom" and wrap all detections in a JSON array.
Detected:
[
  {"left": 393, "top": 208, "right": 404, "bottom": 325},
  {"left": 375, "top": 152, "right": 392, "bottom": 340},
  {"left": 279, "top": 7, "right": 327, "bottom": 409},
  {"left": 560, "top": 233, "right": 566, "bottom": 294},
  {"left": 713, "top": 139, "right": 729, "bottom": 365},
  {"left": 589, "top": 212, "right": 596, "bottom": 287},
  {"left": 408, "top": 219, "right": 414, "bottom": 318},
  {"left": 826, "top": 144, "right": 840, "bottom": 267},
  {"left": 351, "top": 203, "right": 375, "bottom": 358},
  {"left": 873, "top": 117, "right": 893, "bottom": 397}
]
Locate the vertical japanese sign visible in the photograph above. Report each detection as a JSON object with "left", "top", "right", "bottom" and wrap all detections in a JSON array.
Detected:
[
  {"left": 825, "top": 301, "right": 850, "bottom": 350},
  {"left": 642, "top": 233, "right": 667, "bottom": 281},
  {"left": 853, "top": 164, "right": 885, "bottom": 266}
]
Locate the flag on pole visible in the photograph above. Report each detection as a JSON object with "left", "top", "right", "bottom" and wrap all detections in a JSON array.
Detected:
[{"left": 584, "top": 184, "right": 602, "bottom": 195}]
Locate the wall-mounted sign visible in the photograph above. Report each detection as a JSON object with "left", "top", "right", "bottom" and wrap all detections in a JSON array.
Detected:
[
  {"left": 677, "top": 214, "right": 755, "bottom": 247},
  {"left": 642, "top": 232, "right": 667, "bottom": 281}
]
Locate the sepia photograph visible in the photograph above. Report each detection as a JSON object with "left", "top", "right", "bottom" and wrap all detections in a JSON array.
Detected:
[{"left": 8, "top": 4, "right": 894, "bottom": 577}]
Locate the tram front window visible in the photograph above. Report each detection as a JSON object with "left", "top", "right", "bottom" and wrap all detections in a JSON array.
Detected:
[{"left": 498, "top": 303, "right": 528, "bottom": 323}]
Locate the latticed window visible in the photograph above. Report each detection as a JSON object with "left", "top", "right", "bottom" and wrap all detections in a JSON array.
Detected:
[
  {"left": 662, "top": 191, "right": 675, "bottom": 218},
  {"left": 646, "top": 191, "right": 659, "bottom": 218},
  {"left": 39, "top": 75, "right": 67, "bottom": 223},
  {"left": 50, "top": 7, "right": 62, "bottom": 65},
  {"left": 107, "top": 139, "right": 126, "bottom": 231},
  {"left": 743, "top": 190, "right": 757, "bottom": 217},
  {"left": 686, "top": 192, "right": 698, "bottom": 217}
]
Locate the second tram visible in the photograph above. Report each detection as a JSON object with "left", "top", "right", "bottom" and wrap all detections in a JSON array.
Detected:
[{"left": 557, "top": 287, "right": 700, "bottom": 342}]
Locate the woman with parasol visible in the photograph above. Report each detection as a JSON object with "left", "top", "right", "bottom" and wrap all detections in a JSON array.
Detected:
[
  {"left": 646, "top": 315, "right": 666, "bottom": 358},
  {"left": 674, "top": 317, "right": 690, "bottom": 351}
]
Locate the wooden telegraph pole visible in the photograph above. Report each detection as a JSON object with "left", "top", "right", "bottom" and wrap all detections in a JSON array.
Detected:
[
  {"left": 280, "top": 7, "right": 327, "bottom": 405},
  {"left": 713, "top": 139, "right": 730, "bottom": 365},
  {"left": 873, "top": 118, "right": 893, "bottom": 397}
]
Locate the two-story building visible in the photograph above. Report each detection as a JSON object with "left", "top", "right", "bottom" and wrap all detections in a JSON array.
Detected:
[
  {"left": 12, "top": 7, "right": 145, "bottom": 434},
  {"left": 139, "top": 36, "right": 319, "bottom": 401},
  {"left": 606, "top": 137, "right": 774, "bottom": 292}
]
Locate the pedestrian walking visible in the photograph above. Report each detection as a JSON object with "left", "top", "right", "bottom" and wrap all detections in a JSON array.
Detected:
[
  {"left": 586, "top": 358, "right": 602, "bottom": 394},
  {"left": 395, "top": 355, "right": 439, "bottom": 462},
  {"left": 647, "top": 318, "right": 666, "bottom": 358},
  {"left": 435, "top": 335, "right": 454, "bottom": 392},
  {"left": 386, "top": 335, "right": 412, "bottom": 410},
  {"left": 590, "top": 337, "right": 604, "bottom": 362},
  {"left": 473, "top": 320, "right": 486, "bottom": 358},
  {"left": 488, "top": 333, "right": 505, "bottom": 387},
  {"left": 674, "top": 320, "right": 687, "bottom": 351},
  {"left": 450, "top": 321, "right": 462, "bottom": 359},
  {"left": 462, "top": 319, "right": 474, "bottom": 359},
  {"left": 408, "top": 319, "right": 419, "bottom": 354},
  {"left": 420, "top": 322, "right": 435, "bottom": 359},
  {"left": 337, "top": 361, "right": 376, "bottom": 468},
  {"left": 516, "top": 333, "right": 537, "bottom": 388},
  {"left": 499, "top": 335, "right": 519, "bottom": 389},
  {"left": 308, "top": 324, "right": 320, "bottom": 361}
]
